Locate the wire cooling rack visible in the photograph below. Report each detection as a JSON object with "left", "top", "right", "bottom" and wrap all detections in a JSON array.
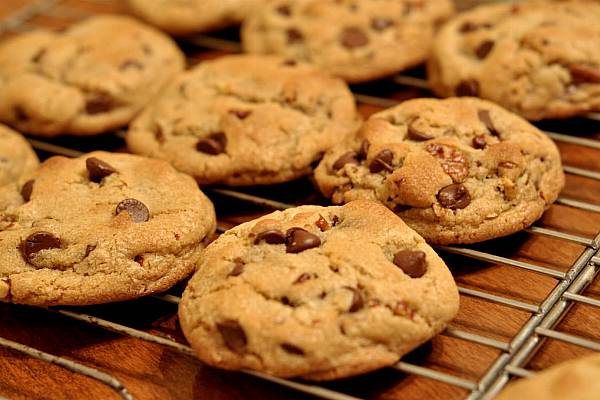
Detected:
[{"left": 0, "top": 1, "right": 599, "bottom": 400}]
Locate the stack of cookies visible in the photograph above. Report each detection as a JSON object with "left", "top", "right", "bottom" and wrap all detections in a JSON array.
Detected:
[{"left": 0, "top": 0, "right": 597, "bottom": 392}]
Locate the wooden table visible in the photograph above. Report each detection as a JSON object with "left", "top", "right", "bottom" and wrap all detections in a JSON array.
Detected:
[{"left": 0, "top": 1, "right": 599, "bottom": 399}]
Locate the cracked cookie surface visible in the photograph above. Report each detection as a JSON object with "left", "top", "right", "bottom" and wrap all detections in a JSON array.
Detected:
[
  {"left": 0, "top": 15, "right": 185, "bottom": 137},
  {"left": 126, "top": 54, "right": 361, "bottom": 186},
  {"left": 179, "top": 200, "right": 459, "bottom": 380},
  {"left": 0, "top": 151, "right": 216, "bottom": 306},
  {"left": 241, "top": 0, "right": 454, "bottom": 83},
  {"left": 0, "top": 124, "right": 38, "bottom": 190},
  {"left": 314, "top": 97, "right": 564, "bottom": 244},
  {"left": 126, "top": 0, "right": 268, "bottom": 36},
  {"left": 496, "top": 353, "right": 600, "bottom": 400},
  {"left": 427, "top": 0, "right": 600, "bottom": 120}
]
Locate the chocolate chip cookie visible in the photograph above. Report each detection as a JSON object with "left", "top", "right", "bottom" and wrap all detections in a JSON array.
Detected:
[
  {"left": 496, "top": 354, "right": 600, "bottom": 400},
  {"left": 241, "top": 0, "right": 454, "bottom": 83},
  {"left": 126, "top": 0, "right": 268, "bottom": 36},
  {"left": 314, "top": 97, "right": 565, "bottom": 244},
  {"left": 179, "top": 200, "right": 459, "bottom": 380},
  {"left": 0, "top": 15, "right": 185, "bottom": 137},
  {"left": 0, "top": 151, "right": 216, "bottom": 305},
  {"left": 428, "top": 0, "right": 600, "bottom": 120},
  {"left": 0, "top": 124, "right": 38, "bottom": 189},
  {"left": 126, "top": 54, "right": 361, "bottom": 186}
]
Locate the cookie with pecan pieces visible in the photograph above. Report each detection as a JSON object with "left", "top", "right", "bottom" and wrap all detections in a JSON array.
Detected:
[
  {"left": 428, "top": 0, "right": 600, "bottom": 120},
  {"left": 242, "top": 0, "right": 454, "bottom": 83},
  {"left": 0, "top": 151, "right": 216, "bottom": 305},
  {"left": 179, "top": 200, "right": 458, "bottom": 380},
  {"left": 0, "top": 15, "right": 184, "bottom": 136},
  {"left": 315, "top": 97, "right": 564, "bottom": 244}
]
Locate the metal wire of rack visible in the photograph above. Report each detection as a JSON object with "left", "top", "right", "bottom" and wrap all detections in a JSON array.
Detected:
[{"left": 0, "top": 1, "right": 599, "bottom": 400}]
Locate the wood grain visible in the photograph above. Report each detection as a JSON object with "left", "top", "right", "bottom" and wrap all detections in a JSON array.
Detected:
[{"left": 0, "top": 1, "right": 599, "bottom": 400}]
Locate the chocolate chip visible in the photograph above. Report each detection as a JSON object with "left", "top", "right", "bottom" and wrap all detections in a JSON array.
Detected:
[
  {"left": 85, "top": 93, "right": 114, "bottom": 114},
  {"left": 281, "top": 343, "right": 304, "bottom": 355},
  {"left": 154, "top": 125, "right": 165, "bottom": 144},
  {"left": 31, "top": 48, "right": 46, "bottom": 63},
  {"left": 276, "top": 4, "right": 291, "bottom": 16},
  {"left": 86, "top": 157, "right": 116, "bottom": 183},
  {"left": 455, "top": 79, "right": 479, "bottom": 96},
  {"left": 196, "top": 132, "right": 227, "bottom": 155},
  {"left": 21, "top": 180, "right": 34, "bottom": 202},
  {"left": 119, "top": 59, "right": 144, "bottom": 70},
  {"left": 345, "top": 287, "right": 364, "bottom": 312},
  {"left": 287, "top": 28, "right": 304, "bottom": 43},
  {"left": 459, "top": 21, "right": 479, "bottom": 32},
  {"left": 472, "top": 135, "right": 487, "bottom": 149},
  {"left": 475, "top": 40, "right": 494, "bottom": 59},
  {"left": 315, "top": 215, "right": 330, "bottom": 231},
  {"left": 20, "top": 231, "right": 61, "bottom": 263},
  {"left": 499, "top": 161, "right": 516, "bottom": 169},
  {"left": 477, "top": 109, "right": 498, "bottom": 136},
  {"left": 254, "top": 229, "right": 286, "bottom": 244},
  {"left": 216, "top": 320, "right": 247, "bottom": 354},
  {"left": 341, "top": 27, "right": 369, "bottom": 48},
  {"left": 115, "top": 198, "right": 150, "bottom": 223},
  {"left": 437, "top": 183, "right": 471, "bottom": 209},
  {"left": 332, "top": 215, "right": 340, "bottom": 226},
  {"left": 285, "top": 228, "right": 321, "bottom": 253},
  {"left": 393, "top": 250, "right": 427, "bottom": 278},
  {"left": 134, "top": 255, "right": 144, "bottom": 265},
  {"left": 229, "top": 109, "right": 252, "bottom": 119},
  {"left": 569, "top": 64, "right": 600, "bottom": 84},
  {"left": 369, "top": 149, "right": 394, "bottom": 173},
  {"left": 332, "top": 151, "right": 359, "bottom": 170},
  {"left": 293, "top": 272, "right": 316, "bottom": 284},
  {"left": 407, "top": 124, "right": 432, "bottom": 141},
  {"left": 371, "top": 17, "right": 393, "bottom": 31},
  {"left": 282, "top": 59, "right": 297, "bottom": 66},
  {"left": 84, "top": 244, "right": 96, "bottom": 258},
  {"left": 228, "top": 258, "right": 245, "bottom": 277},
  {"left": 358, "top": 140, "right": 369, "bottom": 160},
  {"left": 14, "top": 106, "right": 28, "bottom": 122}
]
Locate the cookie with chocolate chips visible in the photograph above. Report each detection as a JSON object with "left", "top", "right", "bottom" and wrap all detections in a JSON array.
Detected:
[
  {"left": 179, "top": 200, "right": 458, "bottom": 380},
  {"left": 0, "top": 151, "right": 216, "bottom": 305},
  {"left": 428, "top": 0, "right": 600, "bottom": 120},
  {"left": 241, "top": 0, "right": 454, "bottom": 83},
  {"left": 126, "top": 54, "right": 361, "bottom": 185},
  {"left": 0, "top": 15, "right": 184, "bottom": 137},
  {"left": 126, "top": 0, "right": 268, "bottom": 36},
  {"left": 315, "top": 97, "right": 565, "bottom": 244}
]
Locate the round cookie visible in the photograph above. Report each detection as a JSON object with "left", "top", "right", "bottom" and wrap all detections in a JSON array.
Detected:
[
  {"left": 0, "top": 124, "right": 38, "bottom": 188},
  {"left": 427, "top": 0, "right": 600, "bottom": 120},
  {"left": 179, "top": 200, "right": 459, "bottom": 380},
  {"left": 496, "top": 354, "right": 600, "bottom": 400},
  {"left": 126, "top": 54, "right": 361, "bottom": 186},
  {"left": 126, "top": 0, "right": 268, "bottom": 36},
  {"left": 241, "top": 0, "right": 454, "bottom": 83},
  {"left": 314, "top": 97, "right": 565, "bottom": 244},
  {"left": 0, "top": 151, "right": 216, "bottom": 306},
  {"left": 0, "top": 15, "right": 185, "bottom": 137}
]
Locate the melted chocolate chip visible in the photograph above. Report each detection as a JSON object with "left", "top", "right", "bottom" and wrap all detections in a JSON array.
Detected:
[
  {"left": 276, "top": 4, "right": 291, "bottom": 16},
  {"left": 459, "top": 21, "right": 479, "bottom": 32},
  {"left": 293, "top": 272, "right": 316, "bottom": 284},
  {"left": 341, "top": 27, "right": 369, "bottom": 48},
  {"left": 196, "top": 132, "right": 227, "bottom": 155},
  {"left": 254, "top": 229, "right": 286, "bottom": 244},
  {"left": 569, "top": 64, "right": 600, "bottom": 84},
  {"left": 287, "top": 28, "right": 304, "bottom": 43},
  {"left": 154, "top": 125, "right": 165, "bottom": 144},
  {"left": 332, "top": 215, "right": 340, "bottom": 226},
  {"left": 315, "top": 215, "right": 330, "bottom": 231},
  {"left": 332, "top": 151, "right": 359, "bottom": 170},
  {"left": 216, "top": 320, "right": 247, "bottom": 354},
  {"left": 437, "top": 183, "right": 471, "bottom": 209},
  {"left": 477, "top": 109, "right": 498, "bottom": 136},
  {"left": 20, "top": 231, "right": 61, "bottom": 263},
  {"left": 119, "top": 59, "right": 144, "bottom": 70},
  {"left": 475, "top": 40, "right": 494, "bottom": 59},
  {"left": 393, "top": 250, "right": 427, "bottom": 278},
  {"left": 345, "top": 287, "right": 364, "bottom": 312},
  {"left": 21, "top": 180, "right": 34, "bottom": 202},
  {"left": 281, "top": 343, "right": 304, "bottom": 355},
  {"left": 472, "top": 135, "right": 487, "bottom": 149},
  {"left": 285, "top": 228, "right": 321, "bottom": 253},
  {"left": 358, "top": 140, "right": 370, "bottom": 160},
  {"left": 134, "top": 255, "right": 144, "bottom": 265},
  {"left": 369, "top": 149, "right": 394, "bottom": 173},
  {"left": 228, "top": 258, "right": 245, "bottom": 277},
  {"left": 455, "top": 79, "right": 480, "bottom": 96},
  {"left": 86, "top": 93, "right": 114, "bottom": 114},
  {"left": 86, "top": 157, "right": 116, "bottom": 183},
  {"left": 115, "top": 198, "right": 150, "bottom": 223},
  {"left": 84, "top": 244, "right": 96, "bottom": 258},
  {"left": 407, "top": 124, "right": 432, "bottom": 141},
  {"left": 371, "top": 17, "right": 394, "bottom": 31},
  {"left": 229, "top": 109, "right": 252, "bottom": 119}
]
